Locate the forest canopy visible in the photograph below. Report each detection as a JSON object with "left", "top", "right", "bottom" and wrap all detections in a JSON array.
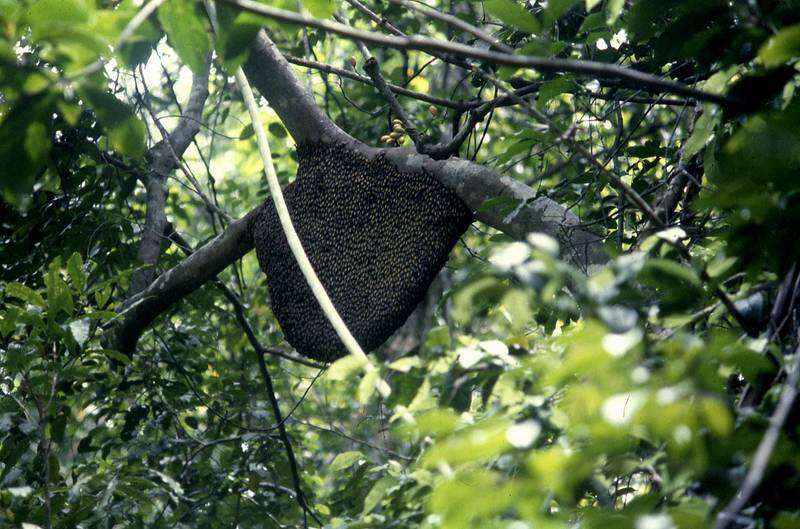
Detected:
[{"left": 1, "top": 0, "right": 800, "bottom": 528}]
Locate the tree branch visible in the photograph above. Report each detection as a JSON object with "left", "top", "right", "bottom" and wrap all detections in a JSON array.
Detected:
[
  {"left": 243, "top": 31, "right": 350, "bottom": 144},
  {"left": 108, "top": 208, "right": 258, "bottom": 355},
  {"left": 713, "top": 344, "right": 800, "bottom": 529},
  {"left": 386, "top": 149, "right": 609, "bottom": 271},
  {"left": 128, "top": 61, "right": 211, "bottom": 296},
  {"left": 224, "top": 0, "right": 737, "bottom": 107},
  {"left": 390, "top": 0, "right": 514, "bottom": 54},
  {"left": 285, "top": 54, "right": 466, "bottom": 109}
]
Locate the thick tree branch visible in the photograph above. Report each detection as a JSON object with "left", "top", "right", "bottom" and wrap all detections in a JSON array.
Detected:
[
  {"left": 243, "top": 31, "right": 350, "bottom": 144},
  {"left": 109, "top": 208, "right": 258, "bottom": 355},
  {"left": 386, "top": 150, "right": 608, "bottom": 271}
]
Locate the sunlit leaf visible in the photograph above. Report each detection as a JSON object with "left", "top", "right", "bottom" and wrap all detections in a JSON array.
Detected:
[
  {"left": 759, "top": 24, "right": 800, "bottom": 68},
  {"left": 303, "top": 0, "right": 335, "bottom": 19},
  {"left": 329, "top": 450, "right": 364, "bottom": 472},
  {"left": 158, "top": 0, "right": 211, "bottom": 75},
  {"left": 78, "top": 85, "right": 146, "bottom": 157},
  {"left": 485, "top": 0, "right": 540, "bottom": 34}
]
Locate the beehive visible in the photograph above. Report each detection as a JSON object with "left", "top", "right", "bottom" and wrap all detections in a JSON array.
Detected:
[{"left": 252, "top": 142, "right": 473, "bottom": 362}]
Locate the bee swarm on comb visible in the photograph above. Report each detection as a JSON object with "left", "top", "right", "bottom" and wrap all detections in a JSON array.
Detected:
[{"left": 251, "top": 141, "right": 473, "bottom": 362}]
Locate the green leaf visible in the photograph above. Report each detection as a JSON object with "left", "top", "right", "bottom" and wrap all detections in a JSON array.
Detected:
[
  {"left": 357, "top": 368, "right": 379, "bottom": 403},
  {"left": 683, "top": 105, "right": 719, "bottom": 158},
  {"left": 643, "top": 259, "right": 701, "bottom": 288},
  {"left": 579, "top": 12, "right": 606, "bottom": 32},
  {"left": 700, "top": 398, "right": 733, "bottom": 437},
  {"left": 0, "top": 93, "right": 54, "bottom": 203},
  {"left": 67, "top": 253, "right": 86, "bottom": 291},
  {"left": 586, "top": 0, "right": 601, "bottom": 10},
  {"left": 759, "top": 24, "right": 800, "bottom": 69},
  {"left": 518, "top": 38, "right": 567, "bottom": 57},
  {"left": 239, "top": 123, "right": 255, "bottom": 140},
  {"left": 100, "top": 348, "right": 132, "bottom": 365},
  {"left": 606, "top": 0, "right": 625, "bottom": 24},
  {"left": 158, "top": 0, "right": 211, "bottom": 75},
  {"left": 362, "top": 476, "right": 396, "bottom": 514},
  {"left": 326, "top": 354, "right": 367, "bottom": 381},
  {"left": 78, "top": 85, "right": 146, "bottom": 157},
  {"left": 485, "top": 0, "right": 540, "bottom": 34},
  {"left": 329, "top": 451, "right": 364, "bottom": 472},
  {"left": 544, "top": 0, "right": 578, "bottom": 24},
  {"left": 302, "top": 0, "right": 335, "bottom": 19},
  {"left": 706, "top": 256, "right": 737, "bottom": 279},
  {"left": 45, "top": 261, "right": 74, "bottom": 316},
  {"left": 422, "top": 420, "right": 511, "bottom": 466},
  {"left": 268, "top": 122, "right": 287, "bottom": 138},
  {"left": 537, "top": 77, "right": 575, "bottom": 109},
  {"left": 25, "top": 0, "right": 90, "bottom": 40},
  {"left": 388, "top": 356, "right": 421, "bottom": 373},
  {"left": 4, "top": 282, "right": 46, "bottom": 308},
  {"left": 0, "top": 0, "right": 20, "bottom": 23},
  {"left": 213, "top": 4, "right": 263, "bottom": 73},
  {"left": 0, "top": 306, "right": 20, "bottom": 337}
]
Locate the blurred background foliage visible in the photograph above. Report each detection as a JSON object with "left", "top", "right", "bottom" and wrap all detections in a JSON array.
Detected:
[{"left": 1, "top": 0, "right": 800, "bottom": 528}]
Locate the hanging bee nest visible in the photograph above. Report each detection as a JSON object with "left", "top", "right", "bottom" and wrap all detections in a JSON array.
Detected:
[{"left": 251, "top": 141, "right": 473, "bottom": 362}]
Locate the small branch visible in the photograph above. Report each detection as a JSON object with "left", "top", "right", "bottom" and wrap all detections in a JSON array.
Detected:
[
  {"left": 338, "top": 11, "right": 421, "bottom": 145},
  {"left": 343, "top": 0, "right": 405, "bottom": 36},
  {"left": 713, "top": 345, "right": 800, "bottom": 529},
  {"left": 343, "top": 0, "right": 475, "bottom": 76},
  {"left": 361, "top": 54, "right": 423, "bottom": 147},
  {"left": 390, "top": 0, "right": 514, "bottom": 53},
  {"left": 297, "top": 418, "right": 412, "bottom": 461},
  {"left": 423, "top": 85, "right": 528, "bottom": 159},
  {"left": 256, "top": 352, "right": 323, "bottom": 526},
  {"left": 285, "top": 54, "right": 466, "bottom": 109},
  {"left": 223, "top": 0, "right": 738, "bottom": 107},
  {"left": 128, "top": 61, "right": 211, "bottom": 296}
]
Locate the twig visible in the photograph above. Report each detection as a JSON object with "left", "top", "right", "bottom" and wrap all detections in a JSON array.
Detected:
[
  {"left": 222, "top": 0, "right": 738, "bottom": 106},
  {"left": 713, "top": 345, "right": 800, "bottom": 529},
  {"left": 343, "top": 0, "right": 405, "bottom": 36},
  {"left": 256, "top": 351, "right": 323, "bottom": 526},
  {"left": 360, "top": 52, "right": 423, "bottom": 147},
  {"left": 285, "top": 54, "right": 465, "bottom": 109},
  {"left": 476, "top": 69, "right": 755, "bottom": 335},
  {"left": 297, "top": 418, "right": 412, "bottom": 461},
  {"left": 390, "top": 0, "right": 514, "bottom": 53}
]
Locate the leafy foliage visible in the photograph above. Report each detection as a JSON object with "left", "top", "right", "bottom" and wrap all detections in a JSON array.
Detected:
[{"left": 2, "top": 1, "right": 800, "bottom": 529}]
